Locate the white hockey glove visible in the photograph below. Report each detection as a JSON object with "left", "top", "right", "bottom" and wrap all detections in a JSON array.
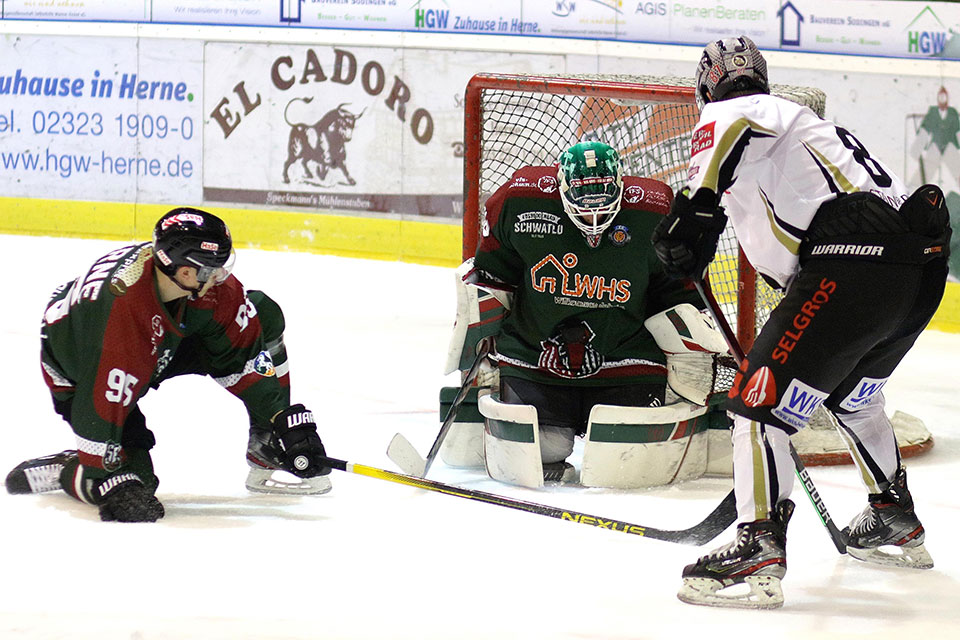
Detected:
[{"left": 644, "top": 303, "right": 733, "bottom": 406}]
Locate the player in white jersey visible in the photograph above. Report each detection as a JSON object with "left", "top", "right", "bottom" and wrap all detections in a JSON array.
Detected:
[{"left": 651, "top": 36, "right": 952, "bottom": 609}]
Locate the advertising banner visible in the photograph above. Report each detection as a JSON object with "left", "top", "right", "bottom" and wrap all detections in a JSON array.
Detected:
[
  {"left": 0, "top": 35, "right": 203, "bottom": 203},
  {"left": 0, "top": 0, "right": 148, "bottom": 21},
  {"left": 202, "top": 42, "right": 564, "bottom": 218},
  {"left": 151, "top": 0, "right": 278, "bottom": 27}
]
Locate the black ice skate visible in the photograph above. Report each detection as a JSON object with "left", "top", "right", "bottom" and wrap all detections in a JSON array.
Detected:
[
  {"left": 246, "top": 428, "right": 332, "bottom": 496},
  {"left": 677, "top": 499, "right": 794, "bottom": 610},
  {"left": 843, "top": 468, "right": 933, "bottom": 570},
  {"left": 5, "top": 450, "right": 77, "bottom": 495},
  {"left": 542, "top": 461, "right": 577, "bottom": 483}
]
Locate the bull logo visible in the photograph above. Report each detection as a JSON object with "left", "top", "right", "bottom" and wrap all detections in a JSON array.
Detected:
[{"left": 282, "top": 97, "right": 364, "bottom": 186}]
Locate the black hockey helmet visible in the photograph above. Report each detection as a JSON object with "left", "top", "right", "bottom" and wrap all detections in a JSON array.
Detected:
[
  {"left": 152, "top": 208, "right": 234, "bottom": 285},
  {"left": 695, "top": 36, "right": 769, "bottom": 110}
]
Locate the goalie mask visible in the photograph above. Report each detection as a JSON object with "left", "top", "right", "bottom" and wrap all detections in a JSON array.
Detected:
[
  {"left": 695, "top": 35, "right": 769, "bottom": 111},
  {"left": 558, "top": 141, "right": 623, "bottom": 246},
  {"left": 153, "top": 208, "right": 235, "bottom": 290}
]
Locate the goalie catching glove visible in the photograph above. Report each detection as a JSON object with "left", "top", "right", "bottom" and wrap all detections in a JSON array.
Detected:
[
  {"left": 271, "top": 404, "right": 331, "bottom": 478},
  {"left": 644, "top": 303, "right": 732, "bottom": 406},
  {"left": 651, "top": 188, "right": 727, "bottom": 280}
]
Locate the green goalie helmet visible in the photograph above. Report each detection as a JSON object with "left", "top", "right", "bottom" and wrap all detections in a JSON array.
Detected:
[{"left": 557, "top": 141, "right": 623, "bottom": 243}]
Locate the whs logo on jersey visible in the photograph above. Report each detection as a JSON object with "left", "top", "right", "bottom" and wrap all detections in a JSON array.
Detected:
[
  {"left": 772, "top": 378, "right": 829, "bottom": 430},
  {"left": 741, "top": 366, "right": 777, "bottom": 408}
]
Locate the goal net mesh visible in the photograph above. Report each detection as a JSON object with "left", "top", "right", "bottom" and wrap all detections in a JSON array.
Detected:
[{"left": 463, "top": 73, "right": 931, "bottom": 465}]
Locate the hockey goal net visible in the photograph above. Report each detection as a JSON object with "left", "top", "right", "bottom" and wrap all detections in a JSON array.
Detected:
[{"left": 462, "top": 72, "right": 932, "bottom": 465}]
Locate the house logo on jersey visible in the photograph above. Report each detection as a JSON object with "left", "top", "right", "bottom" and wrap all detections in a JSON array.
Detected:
[
  {"left": 691, "top": 122, "right": 715, "bottom": 156},
  {"left": 742, "top": 366, "right": 777, "bottom": 408},
  {"left": 515, "top": 211, "right": 564, "bottom": 236},
  {"left": 539, "top": 320, "right": 604, "bottom": 378},
  {"left": 772, "top": 378, "right": 829, "bottom": 430},
  {"left": 839, "top": 376, "right": 888, "bottom": 411},
  {"left": 530, "top": 252, "right": 631, "bottom": 304},
  {"left": 282, "top": 97, "right": 364, "bottom": 187},
  {"left": 254, "top": 351, "right": 276, "bottom": 377},
  {"left": 608, "top": 224, "right": 631, "bottom": 247},
  {"left": 623, "top": 184, "right": 645, "bottom": 204}
]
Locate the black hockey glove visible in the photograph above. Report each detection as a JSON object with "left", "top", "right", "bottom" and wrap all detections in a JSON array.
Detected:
[
  {"left": 95, "top": 471, "right": 165, "bottom": 523},
  {"left": 651, "top": 189, "right": 728, "bottom": 280},
  {"left": 272, "top": 404, "right": 331, "bottom": 478}
]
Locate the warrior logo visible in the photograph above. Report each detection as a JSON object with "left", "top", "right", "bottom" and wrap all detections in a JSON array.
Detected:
[
  {"left": 742, "top": 366, "right": 776, "bottom": 408},
  {"left": 539, "top": 320, "right": 604, "bottom": 378},
  {"left": 282, "top": 97, "right": 364, "bottom": 186}
]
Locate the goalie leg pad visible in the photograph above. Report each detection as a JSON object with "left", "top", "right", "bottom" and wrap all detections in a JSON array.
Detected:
[
  {"left": 581, "top": 402, "right": 710, "bottom": 489},
  {"left": 438, "top": 386, "right": 486, "bottom": 468},
  {"left": 479, "top": 393, "right": 544, "bottom": 489}
]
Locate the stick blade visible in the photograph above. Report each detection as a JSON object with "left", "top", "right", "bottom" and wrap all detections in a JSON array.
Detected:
[{"left": 387, "top": 433, "right": 427, "bottom": 477}]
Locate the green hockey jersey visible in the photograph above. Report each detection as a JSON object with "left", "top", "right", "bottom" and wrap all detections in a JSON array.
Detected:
[{"left": 474, "top": 165, "right": 701, "bottom": 386}]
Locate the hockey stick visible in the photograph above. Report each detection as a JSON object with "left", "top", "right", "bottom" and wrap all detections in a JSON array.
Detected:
[
  {"left": 386, "top": 339, "right": 491, "bottom": 477},
  {"left": 693, "top": 279, "right": 848, "bottom": 554},
  {"left": 320, "top": 454, "right": 736, "bottom": 545}
]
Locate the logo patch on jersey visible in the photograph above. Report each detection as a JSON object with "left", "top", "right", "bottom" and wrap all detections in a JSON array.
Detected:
[
  {"left": 538, "top": 320, "right": 604, "bottom": 379},
  {"left": 608, "top": 224, "right": 631, "bottom": 246},
  {"left": 691, "top": 122, "right": 715, "bottom": 156},
  {"left": 623, "top": 185, "right": 645, "bottom": 204},
  {"left": 687, "top": 165, "right": 700, "bottom": 180},
  {"left": 254, "top": 351, "right": 276, "bottom": 377},
  {"left": 742, "top": 366, "right": 777, "bottom": 408},
  {"left": 102, "top": 441, "right": 124, "bottom": 472},
  {"left": 538, "top": 175, "right": 558, "bottom": 193},
  {"left": 839, "top": 376, "right": 888, "bottom": 411},
  {"left": 515, "top": 211, "right": 564, "bottom": 236},
  {"left": 772, "top": 379, "right": 828, "bottom": 430}
]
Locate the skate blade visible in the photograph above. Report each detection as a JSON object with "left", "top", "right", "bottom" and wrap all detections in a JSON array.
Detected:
[
  {"left": 677, "top": 576, "right": 784, "bottom": 610},
  {"left": 245, "top": 468, "right": 332, "bottom": 496},
  {"left": 847, "top": 542, "right": 934, "bottom": 570}
]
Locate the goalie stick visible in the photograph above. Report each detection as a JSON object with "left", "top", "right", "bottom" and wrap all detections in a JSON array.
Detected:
[
  {"left": 387, "top": 339, "right": 491, "bottom": 477},
  {"left": 319, "top": 454, "right": 736, "bottom": 545},
  {"left": 693, "top": 279, "right": 848, "bottom": 554}
]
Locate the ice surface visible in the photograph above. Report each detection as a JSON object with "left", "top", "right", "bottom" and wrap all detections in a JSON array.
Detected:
[{"left": 1, "top": 236, "right": 957, "bottom": 639}]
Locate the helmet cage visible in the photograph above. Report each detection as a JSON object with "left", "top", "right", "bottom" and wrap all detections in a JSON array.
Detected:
[{"left": 558, "top": 142, "right": 624, "bottom": 240}]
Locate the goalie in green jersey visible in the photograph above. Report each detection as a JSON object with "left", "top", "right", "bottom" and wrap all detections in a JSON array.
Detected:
[
  {"left": 5, "top": 208, "right": 331, "bottom": 522},
  {"left": 442, "top": 141, "right": 735, "bottom": 489}
]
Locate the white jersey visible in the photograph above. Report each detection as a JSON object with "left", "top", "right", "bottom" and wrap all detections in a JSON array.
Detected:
[{"left": 684, "top": 93, "right": 909, "bottom": 288}]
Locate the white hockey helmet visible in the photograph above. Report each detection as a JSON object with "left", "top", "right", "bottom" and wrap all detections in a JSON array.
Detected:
[
  {"left": 695, "top": 36, "right": 769, "bottom": 111},
  {"left": 557, "top": 141, "right": 623, "bottom": 244}
]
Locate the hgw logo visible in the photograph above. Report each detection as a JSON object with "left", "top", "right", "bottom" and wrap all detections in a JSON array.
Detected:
[
  {"left": 412, "top": 0, "right": 450, "bottom": 29},
  {"left": 906, "top": 6, "right": 948, "bottom": 56},
  {"left": 282, "top": 97, "right": 364, "bottom": 186}
]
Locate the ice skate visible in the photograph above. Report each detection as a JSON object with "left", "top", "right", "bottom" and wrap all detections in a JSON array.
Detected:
[
  {"left": 677, "top": 499, "right": 794, "bottom": 609},
  {"left": 246, "top": 429, "right": 331, "bottom": 496},
  {"left": 5, "top": 450, "right": 77, "bottom": 495},
  {"left": 843, "top": 468, "right": 933, "bottom": 570},
  {"left": 542, "top": 461, "right": 577, "bottom": 483}
]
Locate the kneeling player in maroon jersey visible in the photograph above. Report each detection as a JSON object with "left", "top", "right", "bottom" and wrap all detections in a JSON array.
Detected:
[{"left": 6, "top": 208, "right": 331, "bottom": 522}]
